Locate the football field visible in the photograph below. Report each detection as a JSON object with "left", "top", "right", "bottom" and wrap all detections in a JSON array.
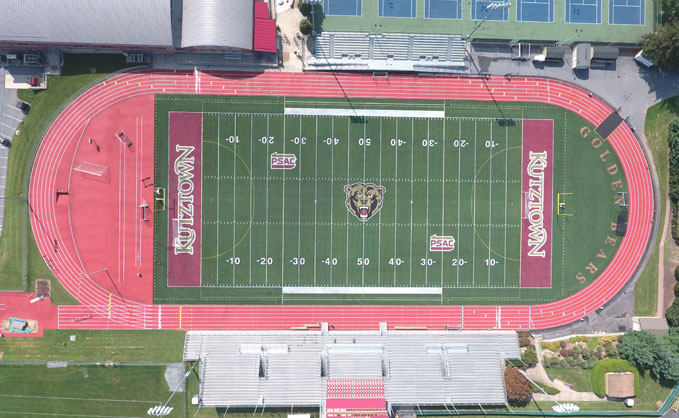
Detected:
[{"left": 154, "top": 95, "right": 626, "bottom": 304}]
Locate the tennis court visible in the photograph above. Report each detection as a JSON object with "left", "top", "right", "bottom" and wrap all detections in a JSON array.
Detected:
[
  {"left": 425, "top": 0, "right": 462, "bottom": 19},
  {"left": 324, "top": 0, "right": 362, "bottom": 15},
  {"left": 517, "top": 0, "right": 553, "bottom": 21},
  {"left": 379, "top": 0, "right": 417, "bottom": 17},
  {"left": 566, "top": 0, "right": 601, "bottom": 23},
  {"left": 472, "top": 0, "right": 509, "bottom": 20},
  {"left": 609, "top": 0, "right": 644, "bottom": 24}
]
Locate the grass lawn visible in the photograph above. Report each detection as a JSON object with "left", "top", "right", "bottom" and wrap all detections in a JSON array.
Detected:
[
  {"left": 634, "top": 97, "right": 679, "bottom": 316},
  {"left": 545, "top": 367, "right": 593, "bottom": 392},
  {"left": 543, "top": 366, "right": 674, "bottom": 411},
  {"left": 0, "top": 330, "right": 185, "bottom": 363},
  {"left": 0, "top": 54, "right": 141, "bottom": 305},
  {"left": 0, "top": 364, "right": 184, "bottom": 417}
]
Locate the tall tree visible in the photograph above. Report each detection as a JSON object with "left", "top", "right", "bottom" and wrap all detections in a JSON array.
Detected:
[
  {"left": 619, "top": 331, "right": 659, "bottom": 370},
  {"left": 642, "top": 22, "right": 679, "bottom": 72}
]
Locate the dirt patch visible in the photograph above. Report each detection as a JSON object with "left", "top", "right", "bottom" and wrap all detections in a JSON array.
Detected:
[
  {"left": 2, "top": 319, "right": 38, "bottom": 334},
  {"left": 36, "top": 280, "right": 51, "bottom": 298}
]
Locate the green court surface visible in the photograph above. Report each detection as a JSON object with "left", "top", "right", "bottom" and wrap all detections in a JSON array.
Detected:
[
  {"left": 317, "top": 0, "right": 655, "bottom": 44},
  {"left": 154, "top": 95, "right": 626, "bottom": 305}
]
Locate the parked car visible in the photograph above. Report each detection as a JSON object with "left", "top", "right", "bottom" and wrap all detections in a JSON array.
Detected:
[
  {"left": 16, "top": 100, "right": 30, "bottom": 114},
  {"left": 634, "top": 50, "right": 654, "bottom": 68},
  {"left": 0, "top": 137, "right": 11, "bottom": 147}
]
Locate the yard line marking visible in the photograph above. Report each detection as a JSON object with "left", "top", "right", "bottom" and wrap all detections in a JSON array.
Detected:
[
  {"left": 217, "top": 116, "right": 221, "bottom": 285},
  {"left": 298, "top": 115, "right": 302, "bottom": 286},
  {"left": 265, "top": 115, "right": 270, "bottom": 285},
  {"left": 441, "top": 116, "right": 446, "bottom": 292},
  {"left": 472, "top": 119, "right": 477, "bottom": 287},
  {"left": 362, "top": 119, "right": 367, "bottom": 286},
  {"left": 488, "top": 120, "right": 493, "bottom": 286},
  {"left": 393, "top": 120, "right": 398, "bottom": 287},
  {"left": 345, "top": 118, "right": 350, "bottom": 286},
  {"left": 378, "top": 118, "right": 382, "bottom": 287},
  {"left": 425, "top": 119, "right": 430, "bottom": 286},
  {"left": 503, "top": 124, "right": 509, "bottom": 286},
  {"left": 232, "top": 114, "right": 237, "bottom": 286},
  {"left": 282, "top": 114, "right": 286, "bottom": 287},
  {"left": 249, "top": 114, "right": 253, "bottom": 286},
  {"left": 314, "top": 116, "right": 318, "bottom": 286},
  {"left": 330, "top": 116, "right": 335, "bottom": 285},
  {"left": 409, "top": 118, "right": 414, "bottom": 287},
  {"left": 456, "top": 120, "right": 462, "bottom": 286}
]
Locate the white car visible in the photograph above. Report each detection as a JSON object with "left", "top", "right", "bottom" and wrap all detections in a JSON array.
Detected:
[{"left": 634, "top": 50, "right": 654, "bottom": 68}]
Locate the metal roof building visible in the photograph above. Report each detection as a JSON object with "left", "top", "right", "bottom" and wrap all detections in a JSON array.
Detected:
[
  {"left": 184, "top": 328, "right": 519, "bottom": 411},
  {"left": 0, "top": 0, "right": 173, "bottom": 49},
  {"left": 181, "top": 0, "right": 254, "bottom": 51}
]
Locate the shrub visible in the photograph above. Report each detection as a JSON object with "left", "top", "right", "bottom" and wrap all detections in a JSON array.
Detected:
[
  {"left": 522, "top": 347, "right": 538, "bottom": 367},
  {"left": 540, "top": 341, "right": 550, "bottom": 350},
  {"left": 675, "top": 282, "right": 679, "bottom": 297},
  {"left": 566, "top": 356, "right": 577, "bottom": 366},
  {"left": 505, "top": 367, "right": 532, "bottom": 404},
  {"left": 572, "top": 345, "right": 582, "bottom": 354},
  {"left": 582, "top": 348, "right": 592, "bottom": 360},
  {"left": 519, "top": 337, "right": 532, "bottom": 348},
  {"left": 591, "top": 359, "right": 640, "bottom": 397},
  {"left": 598, "top": 335, "right": 618, "bottom": 345},
  {"left": 606, "top": 344, "right": 619, "bottom": 358},
  {"left": 586, "top": 338, "right": 599, "bottom": 349},
  {"left": 299, "top": 18, "right": 312, "bottom": 35},
  {"left": 667, "top": 300, "right": 679, "bottom": 328},
  {"left": 595, "top": 351, "right": 604, "bottom": 360},
  {"left": 675, "top": 265, "right": 679, "bottom": 281},
  {"left": 587, "top": 358, "right": 599, "bottom": 369},
  {"left": 559, "top": 358, "right": 567, "bottom": 367},
  {"left": 569, "top": 337, "right": 576, "bottom": 344},
  {"left": 577, "top": 358, "right": 587, "bottom": 368},
  {"left": 560, "top": 340, "right": 568, "bottom": 348},
  {"left": 596, "top": 345, "right": 604, "bottom": 353},
  {"left": 560, "top": 347, "right": 568, "bottom": 357},
  {"left": 297, "top": 0, "right": 312, "bottom": 16}
]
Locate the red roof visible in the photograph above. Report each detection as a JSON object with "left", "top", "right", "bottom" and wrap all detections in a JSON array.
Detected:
[{"left": 254, "top": 1, "right": 277, "bottom": 53}]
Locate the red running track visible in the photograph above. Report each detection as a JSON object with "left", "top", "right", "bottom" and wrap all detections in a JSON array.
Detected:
[{"left": 26, "top": 70, "right": 653, "bottom": 331}]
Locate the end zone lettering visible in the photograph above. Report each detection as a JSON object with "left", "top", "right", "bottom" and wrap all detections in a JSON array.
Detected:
[
  {"left": 174, "top": 144, "right": 197, "bottom": 255},
  {"left": 526, "top": 151, "right": 548, "bottom": 257},
  {"left": 271, "top": 153, "right": 297, "bottom": 170},
  {"left": 430, "top": 235, "right": 455, "bottom": 252}
]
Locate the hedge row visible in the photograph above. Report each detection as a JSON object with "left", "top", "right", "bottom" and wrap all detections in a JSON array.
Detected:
[{"left": 590, "top": 359, "right": 640, "bottom": 398}]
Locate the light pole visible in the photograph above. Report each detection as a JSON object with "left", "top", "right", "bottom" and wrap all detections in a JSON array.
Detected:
[
  {"left": 466, "top": 1, "right": 511, "bottom": 40},
  {"left": 304, "top": 0, "right": 322, "bottom": 37}
]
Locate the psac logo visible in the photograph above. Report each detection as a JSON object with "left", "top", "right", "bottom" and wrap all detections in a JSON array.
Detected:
[
  {"left": 430, "top": 235, "right": 455, "bottom": 252},
  {"left": 344, "top": 183, "right": 386, "bottom": 222},
  {"left": 270, "top": 153, "right": 297, "bottom": 170}
]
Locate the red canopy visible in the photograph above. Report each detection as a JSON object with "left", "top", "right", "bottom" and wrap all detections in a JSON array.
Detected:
[{"left": 254, "top": 1, "right": 277, "bottom": 53}]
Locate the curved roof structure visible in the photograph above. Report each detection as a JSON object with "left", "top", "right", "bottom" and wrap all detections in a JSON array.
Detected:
[
  {"left": 182, "top": 0, "right": 253, "bottom": 50},
  {"left": 0, "top": 0, "right": 172, "bottom": 47}
]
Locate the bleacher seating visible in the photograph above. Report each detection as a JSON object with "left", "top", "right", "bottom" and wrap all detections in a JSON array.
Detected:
[{"left": 309, "top": 32, "right": 468, "bottom": 73}]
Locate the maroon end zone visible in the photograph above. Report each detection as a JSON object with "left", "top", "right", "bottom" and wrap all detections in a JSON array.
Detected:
[
  {"left": 168, "top": 112, "right": 203, "bottom": 286},
  {"left": 520, "top": 120, "right": 554, "bottom": 288}
]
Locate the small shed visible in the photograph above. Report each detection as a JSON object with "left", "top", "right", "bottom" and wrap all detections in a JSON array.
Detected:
[
  {"left": 638, "top": 317, "right": 669, "bottom": 337},
  {"left": 543, "top": 46, "right": 565, "bottom": 61},
  {"left": 591, "top": 46, "right": 619, "bottom": 62},
  {"left": 605, "top": 372, "right": 635, "bottom": 399},
  {"left": 572, "top": 43, "right": 591, "bottom": 69}
]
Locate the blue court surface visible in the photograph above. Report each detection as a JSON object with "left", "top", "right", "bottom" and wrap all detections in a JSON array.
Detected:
[
  {"left": 323, "top": 0, "right": 362, "bottom": 15},
  {"left": 472, "top": 0, "right": 509, "bottom": 20},
  {"left": 517, "top": 0, "right": 553, "bottom": 21},
  {"left": 425, "top": 0, "right": 462, "bottom": 19},
  {"left": 566, "top": 0, "right": 601, "bottom": 22},
  {"left": 379, "top": 0, "right": 417, "bottom": 17},
  {"left": 609, "top": 0, "right": 644, "bottom": 24}
]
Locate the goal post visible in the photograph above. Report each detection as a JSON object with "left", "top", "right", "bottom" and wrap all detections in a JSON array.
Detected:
[{"left": 73, "top": 161, "right": 111, "bottom": 184}]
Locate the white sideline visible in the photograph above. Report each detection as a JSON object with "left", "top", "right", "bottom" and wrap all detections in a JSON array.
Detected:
[
  {"left": 284, "top": 108, "right": 445, "bottom": 118},
  {"left": 282, "top": 286, "right": 442, "bottom": 294}
]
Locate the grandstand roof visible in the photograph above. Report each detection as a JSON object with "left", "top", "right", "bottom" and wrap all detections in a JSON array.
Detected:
[
  {"left": 309, "top": 32, "right": 468, "bottom": 73},
  {"left": 182, "top": 0, "right": 254, "bottom": 50},
  {"left": 0, "top": 0, "right": 172, "bottom": 47},
  {"left": 185, "top": 329, "right": 519, "bottom": 408}
]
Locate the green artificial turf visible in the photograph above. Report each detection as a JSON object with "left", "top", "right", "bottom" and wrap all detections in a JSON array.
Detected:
[{"left": 154, "top": 95, "right": 627, "bottom": 305}]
